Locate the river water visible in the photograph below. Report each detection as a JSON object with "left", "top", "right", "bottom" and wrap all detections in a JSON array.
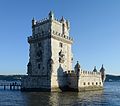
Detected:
[{"left": 0, "top": 82, "right": 120, "bottom": 106}]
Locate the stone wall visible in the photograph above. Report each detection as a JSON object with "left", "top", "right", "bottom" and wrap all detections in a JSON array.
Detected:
[
  {"left": 67, "top": 69, "right": 103, "bottom": 91},
  {"left": 21, "top": 75, "right": 51, "bottom": 91},
  {"left": 78, "top": 70, "right": 103, "bottom": 87}
]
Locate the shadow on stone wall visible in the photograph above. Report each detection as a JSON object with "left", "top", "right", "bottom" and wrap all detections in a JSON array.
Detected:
[{"left": 57, "top": 65, "right": 68, "bottom": 91}]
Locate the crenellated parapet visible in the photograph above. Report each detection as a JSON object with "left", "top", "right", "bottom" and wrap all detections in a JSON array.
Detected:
[
  {"left": 52, "top": 30, "right": 73, "bottom": 44},
  {"left": 28, "top": 31, "right": 50, "bottom": 43},
  {"left": 32, "top": 16, "right": 69, "bottom": 26},
  {"left": 32, "top": 18, "right": 49, "bottom": 27},
  {"left": 66, "top": 69, "right": 101, "bottom": 78},
  {"left": 80, "top": 69, "right": 101, "bottom": 75},
  {"left": 79, "top": 69, "right": 101, "bottom": 78},
  {"left": 27, "top": 30, "right": 73, "bottom": 44},
  {"left": 32, "top": 11, "right": 71, "bottom": 38},
  {"left": 52, "top": 30, "right": 73, "bottom": 40},
  {"left": 37, "top": 18, "right": 49, "bottom": 24}
]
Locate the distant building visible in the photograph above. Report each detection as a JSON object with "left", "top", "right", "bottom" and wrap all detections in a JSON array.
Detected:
[{"left": 21, "top": 11, "right": 106, "bottom": 91}]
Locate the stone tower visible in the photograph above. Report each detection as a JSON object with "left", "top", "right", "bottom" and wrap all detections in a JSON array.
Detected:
[{"left": 21, "top": 11, "right": 73, "bottom": 91}]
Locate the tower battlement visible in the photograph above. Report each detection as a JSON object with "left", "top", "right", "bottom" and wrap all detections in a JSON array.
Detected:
[
  {"left": 80, "top": 70, "right": 101, "bottom": 75},
  {"left": 64, "top": 69, "right": 101, "bottom": 77},
  {"left": 52, "top": 30, "right": 73, "bottom": 41},
  {"left": 35, "top": 18, "right": 49, "bottom": 24},
  {"left": 32, "top": 11, "right": 70, "bottom": 38},
  {"left": 33, "top": 17, "right": 68, "bottom": 26},
  {"left": 27, "top": 31, "right": 50, "bottom": 43},
  {"left": 28, "top": 29, "right": 73, "bottom": 44}
]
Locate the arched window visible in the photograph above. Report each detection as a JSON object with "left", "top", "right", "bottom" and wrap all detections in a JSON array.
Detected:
[
  {"left": 96, "top": 82, "right": 98, "bottom": 85},
  {"left": 92, "top": 82, "right": 94, "bottom": 85},
  {"left": 88, "top": 82, "right": 90, "bottom": 85},
  {"left": 83, "top": 82, "right": 86, "bottom": 85}
]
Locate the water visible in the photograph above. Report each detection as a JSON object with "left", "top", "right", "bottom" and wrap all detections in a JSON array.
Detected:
[{"left": 0, "top": 82, "right": 120, "bottom": 106}]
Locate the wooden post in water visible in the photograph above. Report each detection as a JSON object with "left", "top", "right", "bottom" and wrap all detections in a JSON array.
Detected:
[
  {"left": 10, "top": 84, "right": 12, "bottom": 90},
  {"left": 17, "top": 85, "right": 19, "bottom": 90},
  {"left": 0, "top": 82, "right": 21, "bottom": 90},
  {"left": 13, "top": 83, "right": 15, "bottom": 90},
  {"left": 4, "top": 85, "right": 6, "bottom": 90}
]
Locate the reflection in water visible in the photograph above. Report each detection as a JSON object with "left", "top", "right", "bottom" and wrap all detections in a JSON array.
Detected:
[
  {"left": 49, "top": 91, "right": 104, "bottom": 106},
  {"left": 0, "top": 82, "right": 120, "bottom": 106},
  {"left": 23, "top": 90, "right": 105, "bottom": 106}
]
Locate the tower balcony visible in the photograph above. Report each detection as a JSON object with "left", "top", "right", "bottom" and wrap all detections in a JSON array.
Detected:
[{"left": 51, "top": 30, "right": 73, "bottom": 44}]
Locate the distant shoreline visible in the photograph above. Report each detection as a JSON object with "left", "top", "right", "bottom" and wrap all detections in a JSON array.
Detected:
[{"left": 0, "top": 74, "right": 119, "bottom": 82}]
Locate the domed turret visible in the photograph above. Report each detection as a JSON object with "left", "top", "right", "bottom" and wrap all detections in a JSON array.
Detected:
[
  {"left": 100, "top": 64, "right": 105, "bottom": 72},
  {"left": 60, "top": 16, "right": 65, "bottom": 22},
  {"left": 49, "top": 11, "right": 54, "bottom": 20},
  {"left": 66, "top": 20, "right": 70, "bottom": 30},
  {"left": 100, "top": 64, "right": 106, "bottom": 82},
  {"left": 93, "top": 66, "right": 97, "bottom": 72},
  {"left": 74, "top": 61, "right": 80, "bottom": 75}
]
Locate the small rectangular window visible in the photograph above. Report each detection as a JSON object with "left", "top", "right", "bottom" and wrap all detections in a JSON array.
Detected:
[
  {"left": 88, "top": 82, "right": 90, "bottom": 85},
  {"left": 83, "top": 82, "right": 86, "bottom": 85},
  {"left": 92, "top": 82, "right": 94, "bottom": 85},
  {"left": 96, "top": 82, "right": 98, "bottom": 85}
]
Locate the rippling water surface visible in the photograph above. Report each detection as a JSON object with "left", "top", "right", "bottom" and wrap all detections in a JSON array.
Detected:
[{"left": 0, "top": 82, "right": 120, "bottom": 106}]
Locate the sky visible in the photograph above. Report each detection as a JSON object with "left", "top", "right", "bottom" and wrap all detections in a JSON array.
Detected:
[{"left": 0, "top": 0, "right": 120, "bottom": 75}]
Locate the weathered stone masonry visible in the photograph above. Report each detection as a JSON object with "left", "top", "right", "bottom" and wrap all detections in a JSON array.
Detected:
[{"left": 21, "top": 11, "right": 105, "bottom": 91}]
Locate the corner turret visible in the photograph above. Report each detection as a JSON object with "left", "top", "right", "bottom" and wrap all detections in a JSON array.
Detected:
[
  {"left": 66, "top": 20, "right": 70, "bottom": 30},
  {"left": 60, "top": 16, "right": 65, "bottom": 22},
  {"left": 49, "top": 11, "right": 54, "bottom": 20},
  {"left": 32, "top": 17, "right": 36, "bottom": 26},
  {"left": 100, "top": 64, "right": 106, "bottom": 82},
  {"left": 74, "top": 61, "right": 80, "bottom": 75},
  {"left": 93, "top": 66, "right": 97, "bottom": 72}
]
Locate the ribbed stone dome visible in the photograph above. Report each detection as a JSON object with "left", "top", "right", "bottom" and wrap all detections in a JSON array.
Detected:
[
  {"left": 75, "top": 61, "right": 80, "bottom": 69},
  {"left": 93, "top": 66, "right": 97, "bottom": 72},
  {"left": 100, "top": 64, "right": 105, "bottom": 72}
]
